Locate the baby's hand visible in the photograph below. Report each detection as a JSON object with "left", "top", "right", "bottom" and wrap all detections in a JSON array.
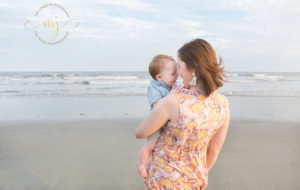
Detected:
[
  {"left": 170, "top": 84, "right": 184, "bottom": 94},
  {"left": 136, "top": 162, "right": 148, "bottom": 178}
]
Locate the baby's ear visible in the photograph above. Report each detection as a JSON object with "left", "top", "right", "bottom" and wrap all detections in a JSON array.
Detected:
[{"left": 156, "top": 74, "right": 162, "bottom": 80}]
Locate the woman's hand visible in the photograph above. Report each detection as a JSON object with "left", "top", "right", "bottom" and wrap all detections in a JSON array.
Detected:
[{"left": 170, "top": 84, "right": 184, "bottom": 94}]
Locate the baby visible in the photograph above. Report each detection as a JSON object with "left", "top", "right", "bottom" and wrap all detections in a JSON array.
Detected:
[{"left": 137, "top": 54, "right": 178, "bottom": 178}]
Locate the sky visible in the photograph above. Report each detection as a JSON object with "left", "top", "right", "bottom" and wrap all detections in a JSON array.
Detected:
[{"left": 0, "top": 0, "right": 299, "bottom": 72}]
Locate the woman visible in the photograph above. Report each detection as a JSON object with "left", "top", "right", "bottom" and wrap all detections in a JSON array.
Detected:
[{"left": 135, "top": 39, "right": 230, "bottom": 190}]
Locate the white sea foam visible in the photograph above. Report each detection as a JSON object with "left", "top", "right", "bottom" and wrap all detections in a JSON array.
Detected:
[
  {"left": 251, "top": 73, "right": 284, "bottom": 81},
  {"left": 0, "top": 72, "right": 299, "bottom": 97}
]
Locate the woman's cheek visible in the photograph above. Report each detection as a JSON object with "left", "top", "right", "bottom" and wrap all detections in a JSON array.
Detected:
[{"left": 179, "top": 70, "right": 184, "bottom": 78}]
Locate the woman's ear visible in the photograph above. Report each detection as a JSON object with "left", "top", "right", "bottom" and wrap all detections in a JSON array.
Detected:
[{"left": 189, "top": 67, "right": 196, "bottom": 73}]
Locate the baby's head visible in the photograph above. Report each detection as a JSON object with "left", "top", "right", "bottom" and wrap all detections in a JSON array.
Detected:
[{"left": 148, "top": 54, "right": 178, "bottom": 88}]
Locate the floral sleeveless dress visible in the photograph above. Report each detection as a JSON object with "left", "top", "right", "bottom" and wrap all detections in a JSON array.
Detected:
[{"left": 144, "top": 89, "right": 229, "bottom": 190}]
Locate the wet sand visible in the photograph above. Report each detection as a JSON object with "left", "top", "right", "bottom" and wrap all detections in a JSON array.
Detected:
[{"left": 0, "top": 118, "right": 299, "bottom": 190}]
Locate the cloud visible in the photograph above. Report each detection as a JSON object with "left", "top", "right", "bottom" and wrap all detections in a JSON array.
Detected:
[
  {"left": 67, "top": 10, "right": 154, "bottom": 42},
  {"left": 1, "top": 0, "right": 300, "bottom": 71},
  {"left": 0, "top": 2, "right": 12, "bottom": 9},
  {"left": 0, "top": 0, "right": 210, "bottom": 42},
  {"left": 0, "top": 48, "right": 16, "bottom": 53},
  {"left": 92, "top": 0, "right": 153, "bottom": 9},
  {"left": 180, "top": 20, "right": 211, "bottom": 38},
  {"left": 224, "top": 0, "right": 300, "bottom": 38}
]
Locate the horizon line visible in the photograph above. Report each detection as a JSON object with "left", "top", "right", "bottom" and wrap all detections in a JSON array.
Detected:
[{"left": 0, "top": 70, "right": 300, "bottom": 73}]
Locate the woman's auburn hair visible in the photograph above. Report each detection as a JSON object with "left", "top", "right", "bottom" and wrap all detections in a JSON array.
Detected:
[{"left": 178, "top": 39, "right": 226, "bottom": 97}]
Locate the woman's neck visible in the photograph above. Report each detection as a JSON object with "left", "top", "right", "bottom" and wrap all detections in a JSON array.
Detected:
[{"left": 189, "top": 81, "right": 205, "bottom": 93}]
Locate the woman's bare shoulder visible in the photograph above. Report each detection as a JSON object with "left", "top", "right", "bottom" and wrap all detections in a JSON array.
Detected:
[{"left": 163, "top": 92, "right": 182, "bottom": 106}]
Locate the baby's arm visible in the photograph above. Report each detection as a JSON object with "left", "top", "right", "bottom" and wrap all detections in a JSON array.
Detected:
[
  {"left": 146, "top": 136, "right": 159, "bottom": 151},
  {"left": 136, "top": 91, "right": 164, "bottom": 177},
  {"left": 137, "top": 133, "right": 160, "bottom": 178},
  {"left": 136, "top": 101, "right": 161, "bottom": 178}
]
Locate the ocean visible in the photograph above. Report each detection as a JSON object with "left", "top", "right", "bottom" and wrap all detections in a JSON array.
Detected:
[{"left": 1, "top": 71, "right": 300, "bottom": 97}]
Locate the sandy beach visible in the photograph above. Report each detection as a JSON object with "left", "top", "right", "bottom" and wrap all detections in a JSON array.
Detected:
[{"left": 0, "top": 96, "right": 299, "bottom": 190}]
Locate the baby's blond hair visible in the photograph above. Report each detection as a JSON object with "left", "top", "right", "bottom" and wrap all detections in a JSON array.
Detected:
[{"left": 148, "top": 54, "right": 175, "bottom": 80}]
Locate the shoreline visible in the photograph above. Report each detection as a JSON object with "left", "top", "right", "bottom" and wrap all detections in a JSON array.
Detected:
[{"left": 0, "top": 95, "right": 300, "bottom": 123}]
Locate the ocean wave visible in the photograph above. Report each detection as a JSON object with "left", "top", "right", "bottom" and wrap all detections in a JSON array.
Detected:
[
  {"left": 227, "top": 80, "right": 256, "bottom": 83},
  {"left": 1, "top": 91, "right": 300, "bottom": 98},
  {"left": 220, "top": 90, "right": 300, "bottom": 97},
  {"left": 0, "top": 90, "right": 20, "bottom": 93},
  {"left": 251, "top": 74, "right": 284, "bottom": 81},
  {"left": 1, "top": 71, "right": 300, "bottom": 97},
  {"left": 226, "top": 73, "right": 239, "bottom": 77},
  {"left": 62, "top": 76, "right": 140, "bottom": 80},
  {"left": 21, "top": 80, "right": 150, "bottom": 85},
  {"left": 226, "top": 73, "right": 297, "bottom": 82},
  {"left": 0, "top": 75, "right": 141, "bottom": 81}
]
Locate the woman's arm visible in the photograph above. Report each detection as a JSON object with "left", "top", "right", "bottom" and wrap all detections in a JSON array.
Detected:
[
  {"left": 206, "top": 107, "right": 230, "bottom": 172},
  {"left": 135, "top": 94, "right": 176, "bottom": 139}
]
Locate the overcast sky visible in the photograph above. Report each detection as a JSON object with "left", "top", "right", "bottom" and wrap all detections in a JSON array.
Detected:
[{"left": 0, "top": 0, "right": 299, "bottom": 72}]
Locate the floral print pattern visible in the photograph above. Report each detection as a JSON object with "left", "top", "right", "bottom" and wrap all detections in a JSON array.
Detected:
[{"left": 144, "top": 89, "right": 229, "bottom": 190}]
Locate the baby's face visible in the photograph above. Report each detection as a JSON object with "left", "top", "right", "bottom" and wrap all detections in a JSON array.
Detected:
[{"left": 159, "top": 60, "right": 178, "bottom": 88}]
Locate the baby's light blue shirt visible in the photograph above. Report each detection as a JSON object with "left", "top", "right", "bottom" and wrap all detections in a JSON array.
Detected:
[{"left": 147, "top": 80, "right": 171, "bottom": 111}]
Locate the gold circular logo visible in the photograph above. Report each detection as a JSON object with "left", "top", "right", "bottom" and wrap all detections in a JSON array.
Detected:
[{"left": 24, "top": 3, "right": 79, "bottom": 45}]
